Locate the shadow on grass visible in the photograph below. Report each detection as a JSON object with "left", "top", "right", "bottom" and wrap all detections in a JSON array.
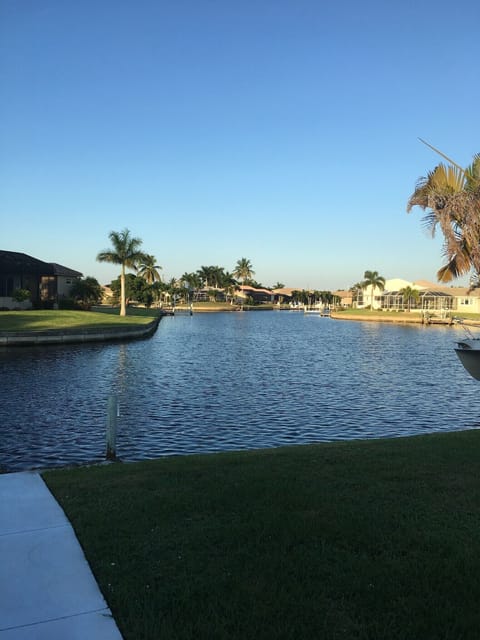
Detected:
[{"left": 44, "top": 430, "right": 480, "bottom": 640}]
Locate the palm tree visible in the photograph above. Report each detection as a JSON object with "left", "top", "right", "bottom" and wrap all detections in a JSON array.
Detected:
[
  {"left": 197, "top": 266, "right": 214, "bottom": 288},
  {"left": 350, "top": 282, "right": 364, "bottom": 307},
  {"left": 362, "top": 270, "right": 385, "bottom": 309},
  {"left": 181, "top": 272, "right": 203, "bottom": 303},
  {"left": 219, "top": 271, "right": 238, "bottom": 304},
  {"left": 97, "top": 229, "right": 147, "bottom": 316},
  {"left": 150, "top": 280, "right": 165, "bottom": 307},
  {"left": 399, "top": 286, "right": 420, "bottom": 311},
  {"left": 407, "top": 140, "right": 480, "bottom": 282},
  {"left": 233, "top": 258, "right": 255, "bottom": 286},
  {"left": 163, "top": 277, "right": 180, "bottom": 307},
  {"left": 69, "top": 276, "right": 103, "bottom": 309},
  {"left": 137, "top": 254, "right": 162, "bottom": 285}
]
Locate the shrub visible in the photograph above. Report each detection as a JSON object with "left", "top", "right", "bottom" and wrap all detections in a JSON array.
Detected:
[{"left": 12, "top": 288, "right": 31, "bottom": 302}]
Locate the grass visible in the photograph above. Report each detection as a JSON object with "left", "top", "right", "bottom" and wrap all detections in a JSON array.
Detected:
[
  {"left": 173, "top": 302, "right": 236, "bottom": 311},
  {"left": 453, "top": 312, "right": 480, "bottom": 321},
  {"left": 334, "top": 309, "right": 480, "bottom": 322},
  {"left": 44, "top": 430, "right": 480, "bottom": 640},
  {"left": 0, "top": 309, "right": 157, "bottom": 332},
  {"left": 333, "top": 308, "right": 418, "bottom": 317}
]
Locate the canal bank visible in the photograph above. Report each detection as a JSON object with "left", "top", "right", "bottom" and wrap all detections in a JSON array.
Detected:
[
  {"left": 0, "top": 316, "right": 161, "bottom": 346},
  {"left": 330, "top": 311, "right": 454, "bottom": 325}
]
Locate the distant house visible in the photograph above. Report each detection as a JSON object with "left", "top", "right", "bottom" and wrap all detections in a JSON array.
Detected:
[
  {"left": 332, "top": 290, "right": 353, "bottom": 308},
  {"left": 236, "top": 285, "right": 273, "bottom": 304},
  {"left": 0, "top": 250, "right": 82, "bottom": 309},
  {"left": 272, "top": 287, "right": 295, "bottom": 304},
  {"left": 372, "top": 278, "right": 480, "bottom": 314}
]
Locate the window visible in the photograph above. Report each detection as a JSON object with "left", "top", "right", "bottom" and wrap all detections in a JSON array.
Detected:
[{"left": 0, "top": 276, "right": 14, "bottom": 297}]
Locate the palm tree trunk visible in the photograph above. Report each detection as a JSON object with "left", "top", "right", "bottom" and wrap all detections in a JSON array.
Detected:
[{"left": 120, "top": 265, "right": 126, "bottom": 316}]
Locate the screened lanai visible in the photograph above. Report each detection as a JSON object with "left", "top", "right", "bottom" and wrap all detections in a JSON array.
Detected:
[{"left": 380, "top": 289, "right": 454, "bottom": 312}]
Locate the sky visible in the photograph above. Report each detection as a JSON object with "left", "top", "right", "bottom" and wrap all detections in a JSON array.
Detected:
[{"left": 1, "top": 0, "right": 479, "bottom": 290}]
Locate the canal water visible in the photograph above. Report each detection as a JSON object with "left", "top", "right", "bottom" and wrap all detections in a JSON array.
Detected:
[{"left": 1, "top": 311, "right": 478, "bottom": 472}]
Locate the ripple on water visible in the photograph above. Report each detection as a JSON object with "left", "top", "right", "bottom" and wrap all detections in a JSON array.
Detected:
[{"left": 0, "top": 312, "right": 478, "bottom": 471}]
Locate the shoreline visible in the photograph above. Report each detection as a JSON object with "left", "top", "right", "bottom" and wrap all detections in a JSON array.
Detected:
[
  {"left": 330, "top": 311, "right": 425, "bottom": 324},
  {"left": 0, "top": 316, "right": 161, "bottom": 346}
]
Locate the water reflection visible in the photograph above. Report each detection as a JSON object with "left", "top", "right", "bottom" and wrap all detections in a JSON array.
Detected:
[{"left": 0, "top": 312, "right": 478, "bottom": 471}]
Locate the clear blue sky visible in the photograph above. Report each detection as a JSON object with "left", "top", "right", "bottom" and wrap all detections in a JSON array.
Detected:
[{"left": 1, "top": 0, "right": 478, "bottom": 289}]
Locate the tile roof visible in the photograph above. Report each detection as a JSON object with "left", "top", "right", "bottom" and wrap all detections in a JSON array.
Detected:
[
  {"left": 50, "top": 263, "right": 83, "bottom": 278},
  {"left": 0, "top": 250, "right": 53, "bottom": 274}
]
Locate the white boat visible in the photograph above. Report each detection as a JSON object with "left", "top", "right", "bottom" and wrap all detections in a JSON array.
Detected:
[{"left": 455, "top": 338, "right": 480, "bottom": 380}]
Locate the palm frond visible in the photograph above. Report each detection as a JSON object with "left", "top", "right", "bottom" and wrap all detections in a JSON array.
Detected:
[
  {"left": 418, "top": 138, "right": 465, "bottom": 174},
  {"left": 96, "top": 250, "right": 122, "bottom": 265}
]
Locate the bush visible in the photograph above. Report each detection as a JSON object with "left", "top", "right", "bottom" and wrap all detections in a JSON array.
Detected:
[
  {"left": 69, "top": 277, "right": 103, "bottom": 310},
  {"left": 12, "top": 288, "right": 31, "bottom": 302}
]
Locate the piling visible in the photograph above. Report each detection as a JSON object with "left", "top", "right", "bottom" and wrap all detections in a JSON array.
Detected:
[{"left": 106, "top": 395, "right": 119, "bottom": 460}]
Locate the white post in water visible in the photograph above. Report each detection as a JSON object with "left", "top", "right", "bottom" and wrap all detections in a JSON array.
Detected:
[{"left": 106, "top": 395, "right": 119, "bottom": 460}]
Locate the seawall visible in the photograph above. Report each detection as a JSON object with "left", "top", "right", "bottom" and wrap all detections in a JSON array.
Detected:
[{"left": 0, "top": 317, "right": 161, "bottom": 346}]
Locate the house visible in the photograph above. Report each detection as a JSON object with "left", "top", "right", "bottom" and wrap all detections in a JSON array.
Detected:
[
  {"left": 272, "top": 287, "right": 296, "bottom": 304},
  {"left": 236, "top": 285, "right": 274, "bottom": 304},
  {"left": 333, "top": 290, "right": 353, "bottom": 308},
  {"left": 361, "top": 277, "right": 480, "bottom": 314},
  {"left": 0, "top": 250, "right": 82, "bottom": 309}
]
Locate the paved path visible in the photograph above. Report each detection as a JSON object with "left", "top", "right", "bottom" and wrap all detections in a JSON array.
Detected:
[{"left": 0, "top": 471, "right": 123, "bottom": 639}]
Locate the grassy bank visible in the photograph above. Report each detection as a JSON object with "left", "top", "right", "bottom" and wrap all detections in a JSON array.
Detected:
[
  {"left": 0, "top": 309, "right": 156, "bottom": 332},
  {"left": 172, "top": 302, "right": 274, "bottom": 312},
  {"left": 335, "top": 308, "right": 417, "bottom": 317},
  {"left": 334, "top": 309, "right": 480, "bottom": 321},
  {"left": 44, "top": 431, "right": 480, "bottom": 640}
]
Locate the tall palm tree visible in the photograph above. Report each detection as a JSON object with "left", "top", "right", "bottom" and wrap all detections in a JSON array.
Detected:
[
  {"left": 362, "top": 270, "right": 385, "bottom": 309},
  {"left": 197, "top": 266, "right": 214, "bottom": 288},
  {"left": 350, "top": 282, "right": 364, "bottom": 307},
  {"left": 233, "top": 258, "right": 255, "bottom": 286},
  {"left": 97, "top": 229, "right": 147, "bottom": 316},
  {"left": 219, "top": 271, "right": 238, "bottom": 304},
  {"left": 399, "top": 286, "right": 420, "bottom": 311},
  {"left": 137, "top": 254, "right": 162, "bottom": 285},
  {"left": 407, "top": 141, "right": 480, "bottom": 282},
  {"left": 181, "top": 272, "right": 203, "bottom": 303},
  {"left": 196, "top": 265, "right": 226, "bottom": 289}
]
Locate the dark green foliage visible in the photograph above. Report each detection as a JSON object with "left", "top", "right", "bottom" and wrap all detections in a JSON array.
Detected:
[
  {"left": 110, "top": 274, "right": 153, "bottom": 307},
  {"left": 69, "top": 276, "right": 103, "bottom": 309},
  {"left": 12, "top": 288, "right": 31, "bottom": 302}
]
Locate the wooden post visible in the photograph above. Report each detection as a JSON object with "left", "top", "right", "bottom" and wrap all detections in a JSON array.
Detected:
[{"left": 106, "top": 395, "right": 119, "bottom": 460}]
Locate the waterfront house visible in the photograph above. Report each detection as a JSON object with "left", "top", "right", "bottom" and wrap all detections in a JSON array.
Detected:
[
  {"left": 0, "top": 250, "right": 82, "bottom": 309},
  {"left": 236, "top": 285, "right": 274, "bottom": 304},
  {"left": 272, "top": 287, "right": 295, "bottom": 304},
  {"left": 360, "top": 277, "right": 480, "bottom": 315},
  {"left": 333, "top": 290, "right": 353, "bottom": 308}
]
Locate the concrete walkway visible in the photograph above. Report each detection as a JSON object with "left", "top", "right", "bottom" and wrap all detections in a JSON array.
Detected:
[{"left": 0, "top": 472, "right": 123, "bottom": 639}]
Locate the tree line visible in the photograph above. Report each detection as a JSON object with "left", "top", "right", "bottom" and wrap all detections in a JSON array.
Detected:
[
  {"left": 75, "top": 147, "right": 480, "bottom": 317},
  {"left": 68, "top": 229, "right": 285, "bottom": 314},
  {"left": 68, "top": 229, "right": 346, "bottom": 314}
]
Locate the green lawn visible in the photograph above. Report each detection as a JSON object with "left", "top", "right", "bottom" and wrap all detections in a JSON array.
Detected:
[
  {"left": 44, "top": 431, "right": 480, "bottom": 640},
  {"left": 335, "top": 308, "right": 480, "bottom": 321},
  {"left": 0, "top": 309, "right": 156, "bottom": 332},
  {"left": 334, "top": 308, "right": 419, "bottom": 317}
]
